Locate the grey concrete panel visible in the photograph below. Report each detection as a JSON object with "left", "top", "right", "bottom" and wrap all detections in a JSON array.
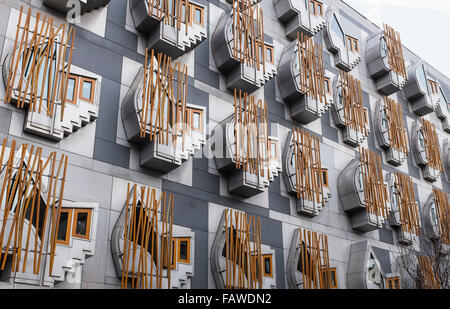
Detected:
[
  {"left": 105, "top": 21, "right": 138, "bottom": 51},
  {"left": 94, "top": 137, "right": 130, "bottom": 169},
  {"left": 0, "top": 107, "right": 11, "bottom": 134},
  {"left": 95, "top": 78, "right": 121, "bottom": 142}
]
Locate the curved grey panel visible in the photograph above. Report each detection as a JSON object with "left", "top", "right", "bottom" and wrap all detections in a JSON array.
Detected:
[
  {"left": 365, "top": 31, "right": 407, "bottom": 95},
  {"left": 323, "top": 8, "right": 361, "bottom": 72},
  {"left": 272, "top": 0, "right": 327, "bottom": 39},
  {"left": 402, "top": 62, "right": 435, "bottom": 116}
]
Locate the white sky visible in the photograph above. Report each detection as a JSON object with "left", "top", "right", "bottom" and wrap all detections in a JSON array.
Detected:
[{"left": 343, "top": 0, "right": 450, "bottom": 79}]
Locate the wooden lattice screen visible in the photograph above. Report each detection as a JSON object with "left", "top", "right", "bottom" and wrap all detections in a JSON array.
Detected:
[
  {"left": 394, "top": 172, "right": 420, "bottom": 236},
  {"left": 358, "top": 148, "right": 389, "bottom": 219},
  {"left": 296, "top": 228, "right": 332, "bottom": 289},
  {"left": 140, "top": 48, "right": 188, "bottom": 147},
  {"left": 4, "top": 6, "right": 75, "bottom": 120},
  {"left": 121, "top": 183, "right": 174, "bottom": 289},
  {"left": 232, "top": 0, "right": 265, "bottom": 72},
  {"left": 383, "top": 97, "right": 408, "bottom": 155},
  {"left": 296, "top": 32, "right": 327, "bottom": 104},
  {"left": 234, "top": 89, "right": 269, "bottom": 179},
  {"left": 433, "top": 188, "right": 450, "bottom": 245},
  {"left": 421, "top": 119, "right": 443, "bottom": 172},
  {"left": 147, "top": 0, "right": 191, "bottom": 34},
  {"left": 339, "top": 71, "right": 368, "bottom": 136},
  {"left": 383, "top": 24, "right": 407, "bottom": 80},
  {"left": 223, "top": 208, "right": 263, "bottom": 289},
  {"left": 0, "top": 139, "right": 68, "bottom": 277},
  {"left": 292, "top": 127, "right": 324, "bottom": 204},
  {"left": 418, "top": 255, "right": 441, "bottom": 289}
]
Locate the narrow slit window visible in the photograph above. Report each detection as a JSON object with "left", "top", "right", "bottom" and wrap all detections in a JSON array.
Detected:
[
  {"left": 270, "top": 141, "right": 278, "bottom": 160},
  {"left": 262, "top": 254, "right": 273, "bottom": 277},
  {"left": 190, "top": 109, "right": 202, "bottom": 131},
  {"left": 178, "top": 238, "right": 190, "bottom": 264},
  {"left": 322, "top": 169, "right": 329, "bottom": 187},
  {"left": 72, "top": 209, "right": 92, "bottom": 240},
  {"left": 265, "top": 45, "right": 274, "bottom": 64},
  {"left": 324, "top": 77, "right": 331, "bottom": 94},
  {"left": 56, "top": 209, "right": 72, "bottom": 245}
]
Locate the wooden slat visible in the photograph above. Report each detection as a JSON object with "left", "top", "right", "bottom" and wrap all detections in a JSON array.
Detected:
[
  {"left": 383, "top": 24, "right": 407, "bottom": 79},
  {"left": 421, "top": 119, "right": 444, "bottom": 172},
  {"left": 433, "top": 188, "right": 450, "bottom": 245},
  {"left": 394, "top": 172, "right": 420, "bottom": 235},
  {"left": 383, "top": 97, "right": 409, "bottom": 155}
]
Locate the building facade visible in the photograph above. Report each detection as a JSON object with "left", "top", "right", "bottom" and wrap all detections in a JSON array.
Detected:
[{"left": 0, "top": 0, "right": 448, "bottom": 289}]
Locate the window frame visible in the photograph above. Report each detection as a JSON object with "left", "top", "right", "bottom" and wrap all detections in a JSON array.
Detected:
[
  {"left": 269, "top": 140, "right": 279, "bottom": 160},
  {"left": 264, "top": 44, "right": 274, "bottom": 64},
  {"left": 324, "top": 77, "right": 331, "bottom": 95},
  {"left": 177, "top": 237, "right": 191, "bottom": 264},
  {"left": 262, "top": 254, "right": 273, "bottom": 278},
  {"left": 346, "top": 35, "right": 359, "bottom": 52},
  {"left": 428, "top": 79, "right": 438, "bottom": 94},
  {"left": 386, "top": 277, "right": 401, "bottom": 289},
  {"left": 191, "top": 3, "right": 204, "bottom": 26},
  {"left": 309, "top": 0, "right": 324, "bottom": 16},
  {"left": 322, "top": 168, "right": 329, "bottom": 188},
  {"left": 72, "top": 208, "right": 92, "bottom": 240},
  {"left": 66, "top": 74, "right": 79, "bottom": 105},
  {"left": 56, "top": 208, "right": 73, "bottom": 246},
  {"left": 188, "top": 108, "right": 203, "bottom": 132},
  {"left": 79, "top": 76, "right": 96, "bottom": 103}
]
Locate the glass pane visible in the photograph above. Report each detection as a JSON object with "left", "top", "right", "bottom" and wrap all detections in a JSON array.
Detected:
[
  {"left": 57, "top": 212, "right": 69, "bottom": 241},
  {"left": 322, "top": 170, "right": 328, "bottom": 185},
  {"left": 264, "top": 257, "right": 271, "bottom": 274},
  {"left": 193, "top": 112, "right": 200, "bottom": 129},
  {"left": 75, "top": 212, "right": 88, "bottom": 236},
  {"left": 67, "top": 78, "right": 76, "bottom": 101},
  {"left": 81, "top": 80, "right": 93, "bottom": 100},
  {"left": 195, "top": 8, "right": 202, "bottom": 24},
  {"left": 179, "top": 240, "right": 188, "bottom": 261},
  {"left": 367, "top": 253, "right": 385, "bottom": 289},
  {"left": 270, "top": 142, "right": 277, "bottom": 158},
  {"left": 266, "top": 47, "right": 273, "bottom": 62},
  {"left": 417, "top": 64, "right": 428, "bottom": 94},
  {"left": 310, "top": 1, "right": 316, "bottom": 14}
]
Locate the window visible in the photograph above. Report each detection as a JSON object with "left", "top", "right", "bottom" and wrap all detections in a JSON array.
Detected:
[
  {"left": 72, "top": 209, "right": 92, "bottom": 240},
  {"left": 79, "top": 77, "right": 96, "bottom": 103},
  {"left": 331, "top": 14, "right": 345, "bottom": 45},
  {"left": 309, "top": 0, "right": 324, "bottom": 16},
  {"left": 66, "top": 75, "right": 79, "bottom": 104},
  {"left": 270, "top": 140, "right": 278, "bottom": 160},
  {"left": 380, "top": 38, "right": 388, "bottom": 56},
  {"left": 386, "top": 277, "right": 401, "bottom": 289},
  {"left": 320, "top": 267, "right": 338, "bottom": 288},
  {"left": 56, "top": 209, "right": 73, "bottom": 245},
  {"left": 265, "top": 44, "right": 274, "bottom": 64},
  {"left": 164, "top": 238, "right": 177, "bottom": 269},
  {"left": 192, "top": 4, "right": 204, "bottom": 26},
  {"left": 322, "top": 169, "right": 329, "bottom": 187},
  {"left": 262, "top": 254, "right": 273, "bottom": 277},
  {"left": 177, "top": 238, "right": 190, "bottom": 264},
  {"left": 346, "top": 35, "right": 359, "bottom": 52},
  {"left": 188, "top": 108, "right": 203, "bottom": 131},
  {"left": 324, "top": 77, "right": 331, "bottom": 94},
  {"left": 428, "top": 80, "right": 438, "bottom": 94},
  {"left": 418, "top": 130, "right": 425, "bottom": 149}
]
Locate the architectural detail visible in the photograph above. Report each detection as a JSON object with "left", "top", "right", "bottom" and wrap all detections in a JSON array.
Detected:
[
  {"left": 2, "top": 7, "right": 99, "bottom": 141},
  {"left": 347, "top": 241, "right": 388, "bottom": 289},
  {"left": 111, "top": 183, "right": 194, "bottom": 289},
  {"left": 211, "top": 0, "right": 277, "bottom": 93},
  {"left": 365, "top": 24, "right": 407, "bottom": 95},
  {"left": 422, "top": 189, "right": 449, "bottom": 246},
  {"left": 432, "top": 82, "right": 450, "bottom": 133},
  {"left": 338, "top": 148, "right": 389, "bottom": 232},
  {"left": 411, "top": 119, "right": 443, "bottom": 182},
  {"left": 43, "top": 0, "right": 111, "bottom": 15},
  {"left": 210, "top": 209, "right": 276, "bottom": 289},
  {"left": 278, "top": 32, "right": 334, "bottom": 124},
  {"left": 374, "top": 97, "right": 409, "bottom": 166},
  {"left": 286, "top": 228, "right": 334, "bottom": 289},
  {"left": 324, "top": 9, "right": 361, "bottom": 72},
  {"left": 122, "top": 49, "right": 206, "bottom": 173},
  {"left": 417, "top": 255, "right": 442, "bottom": 289},
  {"left": 386, "top": 172, "right": 420, "bottom": 245},
  {"left": 272, "top": 0, "right": 327, "bottom": 39},
  {"left": 403, "top": 62, "right": 437, "bottom": 116},
  {"left": 331, "top": 71, "right": 370, "bottom": 147},
  {"left": 130, "top": 0, "right": 207, "bottom": 58},
  {"left": 0, "top": 139, "right": 98, "bottom": 288},
  {"left": 282, "top": 127, "right": 331, "bottom": 216},
  {"left": 213, "top": 90, "right": 281, "bottom": 197},
  {"left": 444, "top": 139, "right": 450, "bottom": 180}
]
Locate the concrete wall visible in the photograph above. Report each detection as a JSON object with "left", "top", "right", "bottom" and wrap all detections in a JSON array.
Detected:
[{"left": 0, "top": 0, "right": 449, "bottom": 289}]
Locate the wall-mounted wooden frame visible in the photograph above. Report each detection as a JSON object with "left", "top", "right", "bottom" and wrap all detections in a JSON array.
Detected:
[
  {"left": 79, "top": 77, "right": 96, "bottom": 104},
  {"left": 386, "top": 276, "right": 400, "bottom": 289},
  {"left": 265, "top": 44, "right": 274, "bottom": 64},
  {"left": 66, "top": 74, "right": 79, "bottom": 105},
  {"left": 322, "top": 169, "right": 329, "bottom": 188},
  {"left": 262, "top": 254, "right": 273, "bottom": 278},
  {"left": 383, "top": 24, "right": 407, "bottom": 79},
  {"left": 320, "top": 267, "right": 338, "bottom": 288},
  {"left": 428, "top": 79, "right": 439, "bottom": 95},
  {"left": 187, "top": 107, "right": 203, "bottom": 132},
  {"left": 309, "top": 0, "right": 324, "bottom": 16},
  {"left": 56, "top": 209, "right": 73, "bottom": 246},
  {"left": 177, "top": 237, "right": 191, "bottom": 264},
  {"left": 421, "top": 119, "right": 444, "bottom": 172},
  {"left": 191, "top": 3, "right": 204, "bottom": 26},
  {"left": 72, "top": 208, "right": 92, "bottom": 240},
  {"left": 346, "top": 35, "right": 359, "bottom": 52}
]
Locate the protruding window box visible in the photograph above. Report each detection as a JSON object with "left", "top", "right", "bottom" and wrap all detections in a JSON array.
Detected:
[
  {"left": 348, "top": 241, "right": 390, "bottom": 289},
  {"left": 365, "top": 25, "right": 408, "bottom": 95},
  {"left": 403, "top": 62, "right": 435, "bottom": 116},
  {"left": 273, "top": 0, "right": 327, "bottom": 39},
  {"left": 386, "top": 173, "right": 421, "bottom": 245},
  {"left": 211, "top": 3, "right": 277, "bottom": 93},
  {"left": 121, "top": 51, "right": 207, "bottom": 174},
  {"left": 287, "top": 228, "right": 335, "bottom": 289},
  {"left": 331, "top": 72, "right": 370, "bottom": 147},
  {"left": 282, "top": 129, "right": 331, "bottom": 217},
  {"left": 130, "top": 0, "right": 207, "bottom": 58},
  {"left": 422, "top": 189, "right": 450, "bottom": 250},
  {"left": 324, "top": 10, "right": 361, "bottom": 72},
  {"left": 431, "top": 82, "right": 450, "bottom": 133},
  {"left": 338, "top": 149, "right": 389, "bottom": 232},
  {"left": 411, "top": 119, "right": 443, "bottom": 182},
  {"left": 374, "top": 98, "right": 409, "bottom": 166},
  {"left": 213, "top": 114, "right": 281, "bottom": 198},
  {"left": 277, "top": 34, "right": 334, "bottom": 124},
  {"left": 43, "top": 0, "right": 111, "bottom": 15},
  {"left": 210, "top": 209, "right": 276, "bottom": 289}
]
